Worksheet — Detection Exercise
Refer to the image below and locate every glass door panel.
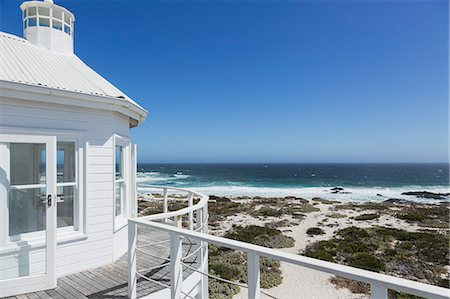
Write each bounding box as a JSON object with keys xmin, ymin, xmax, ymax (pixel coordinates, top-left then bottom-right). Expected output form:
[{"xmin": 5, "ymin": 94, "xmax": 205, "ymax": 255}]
[{"xmin": 0, "ymin": 135, "xmax": 56, "ymax": 297}]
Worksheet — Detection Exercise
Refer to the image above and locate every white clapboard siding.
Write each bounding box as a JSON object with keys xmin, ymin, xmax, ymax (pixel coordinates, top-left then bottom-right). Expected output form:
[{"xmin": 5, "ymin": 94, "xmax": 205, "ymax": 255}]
[{"xmin": 0, "ymin": 97, "xmax": 133, "ymax": 279}]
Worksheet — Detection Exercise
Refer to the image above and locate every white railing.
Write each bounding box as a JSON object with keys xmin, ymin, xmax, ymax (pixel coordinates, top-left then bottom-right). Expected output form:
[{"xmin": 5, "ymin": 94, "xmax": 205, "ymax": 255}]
[
  {"xmin": 128, "ymin": 186, "xmax": 209, "ymax": 299},
  {"xmin": 128, "ymin": 186, "xmax": 449, "ymax": 299}
]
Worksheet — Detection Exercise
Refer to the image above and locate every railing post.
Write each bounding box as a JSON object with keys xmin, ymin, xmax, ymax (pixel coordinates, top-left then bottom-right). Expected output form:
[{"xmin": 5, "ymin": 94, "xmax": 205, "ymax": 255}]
[
  {"xmin": 128, "ymin": 221, "xmax": 137, "ymax": 299},
  {"xmin": 170, "ymin": 231, "xmax": 183, "ymax": 299},
  {"xmin": 188, "ymin": 192, "xmax": 193, "ymax": 230},
  {"xmin": 371, "ymin": 283, "xmax": 388, "ymax": 299},
  {"xmin": 196, "ymin": 208, "xmax": 208, "ymax": 298},
  {"xmin": 163, "ymin": 188, "xmax": 168, "ymax": 222},
  {"xmin": 247, "ymin": 251, "xmax": 260, "ymax": 299}
]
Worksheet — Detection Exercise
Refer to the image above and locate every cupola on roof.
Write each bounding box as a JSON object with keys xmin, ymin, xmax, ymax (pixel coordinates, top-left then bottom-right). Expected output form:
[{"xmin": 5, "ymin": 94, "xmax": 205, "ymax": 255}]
[
  {"xmin": 0, "ymin": 1, "xmax": 148, "ymax": 127},
  {"xmin": 20, "ymin": 0, "xmax": 75, "ymax": 54}
]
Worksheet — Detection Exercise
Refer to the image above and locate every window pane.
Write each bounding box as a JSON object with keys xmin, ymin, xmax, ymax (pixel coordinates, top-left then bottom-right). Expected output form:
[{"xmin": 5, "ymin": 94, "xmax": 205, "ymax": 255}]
[
  {"xmin": 38, "ymin": 7, "xmax": 49, "ymax": 16},
  {"xmin": 115, "ymin": 145, "xmax": 123, "ymax": 179},
  {"xmin": 57, "ymin": 142, "xmax": 75, "ymax": 183},
  {"xmin": 10, "ymin": 143, "xmax": 46, "ymax": 185},
  {"xmin": 64, "ymin": 24, "xmax": 70, "ymax": 35},
  {"xmin": 24, "ymin": 20, "xmax": 27, "ymax": 29},
  {"xmin": 9, "ymin": 188, "xmax": 46, "ymax": 235},
  {"xmin": 52, "ymin": 20, "xmax": 62, "ymax": 30},
  {"xmin": 64, "ymin": 14, "xmax": 70, "ymax": 24},
  {"xmin": 39, "ymin": 17, "xmax": 50, "ymax": 27},
  {"xmin": 115, "ymin": 182, "xmax": 122, "ymax": 217},
  {"xmin": 57, "ymin": 186, "xmax": 74, "ymax": 228},
  {"xmin": 24, "ymin": 9, "xmax": 27, "ymax": 17},
  {"xmin": 53, "ymin": 9, "xmax": 62, "ymax": 19},
  {"xmin": 29, "ymin": 17, "xmax": 37, "ymax": 27},
  {"xmin": 28, "ymin": 7, "xmax": 36, "ymax": 16}
]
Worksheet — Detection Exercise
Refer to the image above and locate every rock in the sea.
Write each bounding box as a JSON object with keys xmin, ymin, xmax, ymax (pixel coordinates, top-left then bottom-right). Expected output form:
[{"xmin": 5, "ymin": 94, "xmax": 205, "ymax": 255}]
[
  {"xmin": 384, "ymin": 198, "xmax": 412, "ymax": 204},
  {"xmin": 401, "ymin": 191, "xmax": 450, "ymax": 200},
  {"xmin": 330, "ymin": 187, "xmax": 351, "ymax": 194}
]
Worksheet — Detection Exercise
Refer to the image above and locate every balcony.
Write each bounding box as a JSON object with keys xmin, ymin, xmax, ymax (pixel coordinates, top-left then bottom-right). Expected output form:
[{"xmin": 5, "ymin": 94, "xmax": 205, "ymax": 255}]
[{"xmin": 128, "ymin": 186, "xmax": 449, "ymax": 299}]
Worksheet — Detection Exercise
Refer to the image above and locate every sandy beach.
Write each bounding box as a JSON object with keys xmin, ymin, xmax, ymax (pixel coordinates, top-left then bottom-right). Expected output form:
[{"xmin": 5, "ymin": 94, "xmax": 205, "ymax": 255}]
[{"xmin": 138, "ymin": 192, "xmax": 449, "ymax": 299}]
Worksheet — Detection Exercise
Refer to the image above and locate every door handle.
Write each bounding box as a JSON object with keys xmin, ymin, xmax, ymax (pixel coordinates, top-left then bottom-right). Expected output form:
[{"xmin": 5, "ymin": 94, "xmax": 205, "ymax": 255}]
[{"xmin": 47, "ymin": 194, "xmax": 52, "ymax": 207}]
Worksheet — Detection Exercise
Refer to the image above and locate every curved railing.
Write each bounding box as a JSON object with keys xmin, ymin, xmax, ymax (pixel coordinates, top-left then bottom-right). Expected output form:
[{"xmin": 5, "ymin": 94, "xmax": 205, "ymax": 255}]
[
  {"xmin": 128, "ymin": 186, "xmax": 449, "ymax": 299},
  {"xmin": 128, "ymin": 185, "xmax": 209, "ymax": 299}
]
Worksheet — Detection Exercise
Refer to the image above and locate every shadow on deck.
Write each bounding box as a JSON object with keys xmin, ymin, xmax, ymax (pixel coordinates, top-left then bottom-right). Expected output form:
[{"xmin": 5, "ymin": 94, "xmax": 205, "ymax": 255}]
[{"xmin": 12, "ymin": 226, "xmax": 198, "ymax": 299}]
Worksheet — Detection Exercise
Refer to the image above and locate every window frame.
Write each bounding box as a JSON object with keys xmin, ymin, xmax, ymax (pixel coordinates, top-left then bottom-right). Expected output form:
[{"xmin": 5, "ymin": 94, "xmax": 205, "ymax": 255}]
[
  {"xmin": 0, "ymin": 128, "xmax": 86, "ymax": 251},
  {"xmin": 23, "ymin": 5, "xmax": 73, "ymax": 36},
  {"xmin": 113, "ymin": 134, "xmax": 130, "ymax": 231}
]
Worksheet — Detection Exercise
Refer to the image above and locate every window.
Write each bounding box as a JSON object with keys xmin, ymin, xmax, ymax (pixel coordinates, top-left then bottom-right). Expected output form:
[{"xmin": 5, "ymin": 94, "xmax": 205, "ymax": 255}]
[
  {"xmin": 38, "ymin": 7, "xmax": 49, "ymax": 16},
  {"xmin": 64, "ymin": 24, "xmax": 70, "ymax": 35},
  {"xmin": 56, "ymin": 142, "xmax": 76, "ymax": 228},
  {"xmin": 53, "ymin": 9, "xmax": 62, "ymax": 19},
  {"xmin": 115, "ymin": 145, "xmax": 125, "ymax": 218},
  {"xmin": 39, "ymin": 17, "xmax": 50, "ymax": 27},
  {"xmin": 28, "ymin": 7, "xmax": 36, "ymax": 16},
  {"xmin": 53, "ymin": 20, "xmax": 62, "ymax": 31},
  {"xmin": 29, "ymin": 17, "xmax": 37, "ymax": 27},
  {"xmin": 9, "ymin": 143, "xmax": 46, "ymax": 236}
]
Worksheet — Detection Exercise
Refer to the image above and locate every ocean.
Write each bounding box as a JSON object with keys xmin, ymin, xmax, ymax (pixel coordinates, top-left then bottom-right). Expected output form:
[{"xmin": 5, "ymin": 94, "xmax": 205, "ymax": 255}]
[{"xmin": 137, "ymin": 163, "xmax": 449, "ymax": 202}]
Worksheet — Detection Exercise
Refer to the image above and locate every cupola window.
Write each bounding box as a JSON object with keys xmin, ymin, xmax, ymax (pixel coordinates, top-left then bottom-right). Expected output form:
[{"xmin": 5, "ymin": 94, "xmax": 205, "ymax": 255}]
[
  {"xmin": 28, "ymin": 17, "xmax": 37, "ymax": 27},
  {"xmin": 38, "ymin": 7, "xmax": 49, "ymax": 16},
  {"xmin": 53, "ymin": 20, "xmax": 62, "ymax": 30},
  {"xmin": 23, "ymin": 5, "xmax": 72, "ymax": 35},
  {"xmin": 39, "ymin": 17, "xmax": 50, "ymax": 27}
]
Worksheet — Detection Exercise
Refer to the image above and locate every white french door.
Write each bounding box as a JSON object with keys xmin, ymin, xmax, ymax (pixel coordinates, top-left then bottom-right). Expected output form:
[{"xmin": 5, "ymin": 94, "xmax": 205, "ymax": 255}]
[{"xmin": 0, "ymin": 134, "xmax": 57, "ymax": 297}]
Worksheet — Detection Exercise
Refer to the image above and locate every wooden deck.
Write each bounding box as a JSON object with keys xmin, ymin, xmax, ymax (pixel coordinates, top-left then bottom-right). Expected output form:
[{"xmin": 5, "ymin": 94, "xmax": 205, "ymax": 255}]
[{"xmin": 10, "ymin": 226, "xmax": 199, "ymax": 299}]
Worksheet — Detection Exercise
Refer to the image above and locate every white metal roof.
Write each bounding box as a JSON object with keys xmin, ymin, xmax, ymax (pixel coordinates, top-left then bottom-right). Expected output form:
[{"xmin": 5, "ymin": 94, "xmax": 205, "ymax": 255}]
[{"xmin": 0, "ymin": 32, "xmax": 147, "ymax": 123}]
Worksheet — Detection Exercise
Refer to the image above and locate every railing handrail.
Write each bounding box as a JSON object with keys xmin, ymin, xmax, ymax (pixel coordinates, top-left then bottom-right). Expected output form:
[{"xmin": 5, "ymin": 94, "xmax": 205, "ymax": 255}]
[
  {"xmin": 129, "ymin": 217, "xmax": 449, "ymax": 299},
  {"xmin": 138, "ymin": 185, "xmax": 208, "ymax": 221}
]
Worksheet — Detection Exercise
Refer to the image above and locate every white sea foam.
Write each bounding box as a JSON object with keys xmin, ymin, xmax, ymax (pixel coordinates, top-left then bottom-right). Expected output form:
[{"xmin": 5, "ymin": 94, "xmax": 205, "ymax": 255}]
[
  {"xmin": 136, "ymin": 171, "xmax": 449, "ymax": 203},
  {"xmin": 138, "ymin": 183, "xmax": 449, "ymax": 203},
  {"xmin": 136, "ymin": 171, "xmax": 190, "ymax": 183}
]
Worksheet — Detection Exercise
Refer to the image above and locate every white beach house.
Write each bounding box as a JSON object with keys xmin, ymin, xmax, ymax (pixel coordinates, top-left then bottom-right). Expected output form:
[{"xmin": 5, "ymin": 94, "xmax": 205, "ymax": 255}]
[
  {"xmin": 1, "ymin": 1, "xmax": 449, "ymax": 299},
  {"xmin": 0, "ymin": 0, "xmax": 147, "ymax": 296}
]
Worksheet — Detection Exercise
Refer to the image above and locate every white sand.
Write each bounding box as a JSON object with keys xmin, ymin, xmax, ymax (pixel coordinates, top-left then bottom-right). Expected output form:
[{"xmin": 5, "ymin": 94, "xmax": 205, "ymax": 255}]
[{"xmin": 211, "ymin": 201, "xmax": 425, "ymax": 299}]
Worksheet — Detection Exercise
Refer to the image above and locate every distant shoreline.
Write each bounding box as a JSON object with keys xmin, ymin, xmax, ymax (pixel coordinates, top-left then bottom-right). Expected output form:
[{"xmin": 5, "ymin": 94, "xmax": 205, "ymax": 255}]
[{"xmin": 138, "ymin": 185, "xmax": 450, "ymax": 203}]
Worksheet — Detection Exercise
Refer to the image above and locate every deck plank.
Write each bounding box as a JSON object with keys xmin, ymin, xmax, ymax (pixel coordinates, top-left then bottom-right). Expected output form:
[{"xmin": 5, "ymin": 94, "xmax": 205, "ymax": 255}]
[{"xmin": 8, "ymin": 228, "xmax": 199, "ymax": 298}]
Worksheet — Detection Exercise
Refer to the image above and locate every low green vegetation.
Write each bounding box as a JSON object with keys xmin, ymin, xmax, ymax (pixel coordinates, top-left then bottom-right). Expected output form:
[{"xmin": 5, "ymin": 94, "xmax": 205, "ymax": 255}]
[
  {"xmin": 209, "ymin": 225, "xmax": 295, "ymax": 298},
  {"xmin": 224, "ymin": 225, "xmax": 295, "ymax": 248},
  {"xmin": 303, "ymin": 226, "xmax": 449, "ymax": 290},
  {"xmin": 327, "ymin": 213, "xmax": 347, "ymax": 219},
  {"xmin": 354, "ymin": 213, "xmax": 380, "ymax": 221},
  {"xmin": 251, "ymin": 207, "xmax": 283, "ymax": 217},
  {"xmin": 395, "ymin": 205, "xmax": 449, "ymax": 228},
  {"xmin": 306, "ymin": 227, "xmax": 325, "ymax": 236},
  {"xmin": 312, "ymin": 197, "xmax": 340, "ymax": 204}
]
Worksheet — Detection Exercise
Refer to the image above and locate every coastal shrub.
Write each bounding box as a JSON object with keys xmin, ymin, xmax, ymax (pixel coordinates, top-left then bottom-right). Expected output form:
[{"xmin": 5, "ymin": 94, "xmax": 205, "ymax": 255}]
[
  {"xmin": 251, "ymin": 207, "xmax": 283, "ymax": 217},
  {"xmin": 224, "ymin": 225, "xmax": 295, "ymax": 248},
  {"xmin": 327, "ymin": 213, "xmax": 347, "ymax": 219},
  {"xmin": 395, "ymin": 205, "xmax": 449, "ymax": 228},
  {"xmin": 265, "ymin": 220, "xmax": 294, "ymax": 228},
  {"xmin": 330, "ymin": 277, "xmax": 370, "ymax": 294},
  {"xmin": 208, "ymin": 279, "xmax": 240, "ymax": 299},
  {"xmin": 303, "ymin": 226, "xmax": 450, "ymax": 292},
  {"xmin": 354, "ymin": 213, "xmax": 380, "ymax": 221},
  {"xmin": 208, "ymin": 244, "xmax": 284, "ymax": 298},
  {"xmin": 347, "ymin": 253, "xmax": 386, "ymax": 272},
  {"xmin": 306, "ymin": 227, "xmax": 325, "ymax": 236},
  {"xmin": 312, "ymin": 197, "xmax": 340, "ymax": 204},
  {"xmin": 286, "ymin": 203, "xmax": 320, "ymax": 214},
  {"xmin": 304, "ymin": 240, "xmax": 337, "ymax": 262}
]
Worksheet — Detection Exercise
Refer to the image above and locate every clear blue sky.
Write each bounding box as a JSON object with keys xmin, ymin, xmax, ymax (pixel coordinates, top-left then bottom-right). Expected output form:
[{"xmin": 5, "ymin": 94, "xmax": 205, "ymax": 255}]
[{"xmin": 1, "ymin": 0, "xmax": 448, "ymax": 163}]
